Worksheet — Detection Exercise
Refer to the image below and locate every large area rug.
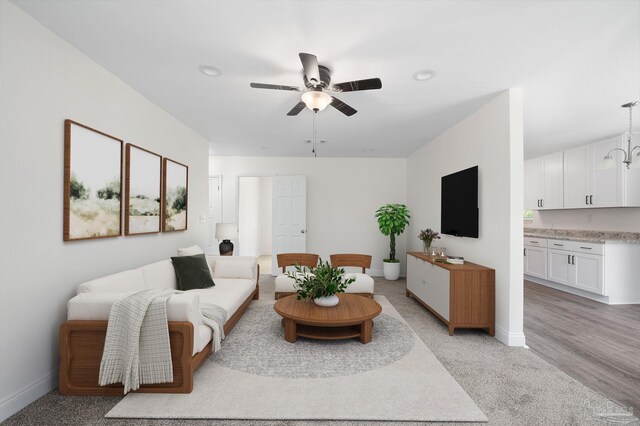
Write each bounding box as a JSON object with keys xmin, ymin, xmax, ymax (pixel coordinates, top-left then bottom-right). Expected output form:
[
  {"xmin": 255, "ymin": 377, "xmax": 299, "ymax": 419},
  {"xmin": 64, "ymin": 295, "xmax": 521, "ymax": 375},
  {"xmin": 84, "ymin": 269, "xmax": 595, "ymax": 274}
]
[{"xmin": 106, "ymin": 295, "xmax": 487, "ymax": 422}]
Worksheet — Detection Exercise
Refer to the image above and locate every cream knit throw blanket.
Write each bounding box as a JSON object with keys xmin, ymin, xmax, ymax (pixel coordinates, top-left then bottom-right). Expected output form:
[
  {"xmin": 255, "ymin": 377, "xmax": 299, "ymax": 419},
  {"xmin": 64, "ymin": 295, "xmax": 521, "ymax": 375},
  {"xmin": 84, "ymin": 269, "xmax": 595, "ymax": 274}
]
[{"xmin": 99, "ymin": 289, "xmax": 227, "ymax": 394}]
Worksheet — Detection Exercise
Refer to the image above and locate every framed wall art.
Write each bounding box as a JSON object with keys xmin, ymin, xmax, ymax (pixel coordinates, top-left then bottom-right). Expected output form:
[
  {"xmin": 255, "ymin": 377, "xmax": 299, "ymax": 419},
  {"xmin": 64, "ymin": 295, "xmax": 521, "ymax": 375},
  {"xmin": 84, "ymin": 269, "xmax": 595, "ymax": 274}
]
[
  {"xmin": 125, "ymin": 144, "xmax": 162, "ymax": 235},
  {"xmin": 64, "ymin": 120, "xmax": 123, "ymax": 241},
  {"xmin": 162, "ymin": 158, "xmax": 188, "ymax": 232}
]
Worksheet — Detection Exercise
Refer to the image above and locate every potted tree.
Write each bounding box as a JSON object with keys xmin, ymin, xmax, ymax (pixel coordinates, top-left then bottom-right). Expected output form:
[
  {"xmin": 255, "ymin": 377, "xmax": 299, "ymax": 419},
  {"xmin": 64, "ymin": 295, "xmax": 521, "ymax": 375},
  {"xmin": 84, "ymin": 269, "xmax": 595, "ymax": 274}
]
[
  {"xmin": 287, "ymin": 259, "xmax": 355, "ymax": 307},
  {"xmin": 375, "ymin": 204, "xmax": 410, "ymax": 280}
]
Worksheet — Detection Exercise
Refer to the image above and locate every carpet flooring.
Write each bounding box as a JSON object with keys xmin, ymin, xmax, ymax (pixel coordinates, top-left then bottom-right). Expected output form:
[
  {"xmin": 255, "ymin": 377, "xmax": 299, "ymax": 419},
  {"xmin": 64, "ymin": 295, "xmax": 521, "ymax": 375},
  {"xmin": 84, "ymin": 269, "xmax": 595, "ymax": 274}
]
[
  {"xmin": 4, "ymin": 276, "xmax": 638, "ymax": 425},
  {"xmin": 106, "ymin": 296, "xmax": 486, "ymax": 422}
]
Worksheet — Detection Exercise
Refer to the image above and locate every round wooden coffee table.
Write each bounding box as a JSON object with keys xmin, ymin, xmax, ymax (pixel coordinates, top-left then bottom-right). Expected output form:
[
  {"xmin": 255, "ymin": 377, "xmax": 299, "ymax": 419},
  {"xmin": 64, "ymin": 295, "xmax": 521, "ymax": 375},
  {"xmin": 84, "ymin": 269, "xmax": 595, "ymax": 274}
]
[{"xmin": 273, "ymin": 294, "xmax": 382, "ymax": 344}]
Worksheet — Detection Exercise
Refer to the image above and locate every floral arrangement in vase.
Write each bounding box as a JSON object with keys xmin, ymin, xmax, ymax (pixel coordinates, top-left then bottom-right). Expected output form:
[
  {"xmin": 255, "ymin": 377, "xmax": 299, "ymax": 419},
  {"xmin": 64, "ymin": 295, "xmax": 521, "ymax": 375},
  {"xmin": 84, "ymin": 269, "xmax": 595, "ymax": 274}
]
[{"xmin": 418, "ymin": 228, "xmax": 440, "ymax": 253}]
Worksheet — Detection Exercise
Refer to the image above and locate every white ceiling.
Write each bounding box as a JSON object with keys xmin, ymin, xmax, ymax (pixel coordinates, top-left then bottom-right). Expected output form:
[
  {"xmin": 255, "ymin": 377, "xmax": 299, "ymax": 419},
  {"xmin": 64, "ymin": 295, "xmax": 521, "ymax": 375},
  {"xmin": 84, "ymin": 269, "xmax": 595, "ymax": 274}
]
[{"xmin": 13, "ymin": 0, "xmax": 640, "ymax": 159}]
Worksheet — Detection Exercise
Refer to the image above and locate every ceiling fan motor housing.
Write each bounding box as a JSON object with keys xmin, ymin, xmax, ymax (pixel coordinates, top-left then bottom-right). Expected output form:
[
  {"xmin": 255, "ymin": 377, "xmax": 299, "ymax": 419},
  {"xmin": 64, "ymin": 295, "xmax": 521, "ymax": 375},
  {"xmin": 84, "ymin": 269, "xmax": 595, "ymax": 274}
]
[{"xmin": 304, "ymin": 65, "xmax": 331, "ymax": 89}]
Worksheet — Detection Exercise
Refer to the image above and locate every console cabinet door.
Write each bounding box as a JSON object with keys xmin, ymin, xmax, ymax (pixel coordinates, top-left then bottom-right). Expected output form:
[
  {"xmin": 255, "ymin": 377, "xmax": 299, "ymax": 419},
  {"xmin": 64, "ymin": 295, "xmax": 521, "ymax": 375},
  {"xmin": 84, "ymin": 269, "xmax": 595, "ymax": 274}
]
[
  {"xmin": 573, "ymin": 253, "xmax": 604, "ymax": 295},
  {"xmin": 548, "ymin": 249, "xmax": 572, "ymax": 286},
  {"xmin": 406, "ymin": 254, "xmax": 421, "ymax": 294},
  {"xmin": 524, "ymin": 246, "xmax": 547, "ymax": 279},
  {"xmin": 429, "ymin": 266, "xmax": 450, "ymax": 321}
]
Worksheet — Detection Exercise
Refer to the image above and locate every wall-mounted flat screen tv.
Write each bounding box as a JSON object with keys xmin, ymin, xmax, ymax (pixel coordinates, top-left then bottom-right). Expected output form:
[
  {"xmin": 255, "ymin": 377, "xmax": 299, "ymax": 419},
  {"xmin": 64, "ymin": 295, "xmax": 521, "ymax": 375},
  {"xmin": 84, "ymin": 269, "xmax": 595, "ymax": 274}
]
[{"xmin": 441, "ymin": 166, "xmax": 479, "ymax": 238}]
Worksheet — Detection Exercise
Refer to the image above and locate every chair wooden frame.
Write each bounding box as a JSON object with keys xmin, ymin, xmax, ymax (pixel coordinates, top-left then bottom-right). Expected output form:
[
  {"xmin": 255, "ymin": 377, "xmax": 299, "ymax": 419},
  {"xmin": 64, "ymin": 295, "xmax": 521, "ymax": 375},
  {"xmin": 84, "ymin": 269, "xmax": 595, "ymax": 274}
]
[
  {"xmin": 59, "ymin": 267, "xmax": 260, "ymax": 395},
  {"xmin": 329, "ymin": 254, "xmax": 372, "ymax": 273},
  {"xmin": 274, "ymin": 253, "xmax": 319, "ymax": 299}
]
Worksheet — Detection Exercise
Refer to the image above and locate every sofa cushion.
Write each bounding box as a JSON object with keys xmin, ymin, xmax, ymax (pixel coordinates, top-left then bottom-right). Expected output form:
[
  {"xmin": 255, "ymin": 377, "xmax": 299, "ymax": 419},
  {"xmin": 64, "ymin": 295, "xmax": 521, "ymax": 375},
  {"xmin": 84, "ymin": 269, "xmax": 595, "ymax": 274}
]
[
  {"xmin": 212, "ymin": 259, "xmax": 255, "ymax": 279},
  {"xmin": 138, "ymin": 259, "xmax": 178, "ymax": 290},
  {"xmin": 171, "ymin": 254, "xmax": 215, "ymax": 291},
  {"xmin": 177, "ymin": 245, "xmax": 204, "ymax": 256},
  {"xmin": 188, "ymin": 278, "xmax": 255, "ymax": 320},
  {"xmin": 76, "ymin": 269, "xmax": 146, "ymax": 294},
  {"xmin": 344, "ymin": 272, "xmax": 375, "ymax": 294}
]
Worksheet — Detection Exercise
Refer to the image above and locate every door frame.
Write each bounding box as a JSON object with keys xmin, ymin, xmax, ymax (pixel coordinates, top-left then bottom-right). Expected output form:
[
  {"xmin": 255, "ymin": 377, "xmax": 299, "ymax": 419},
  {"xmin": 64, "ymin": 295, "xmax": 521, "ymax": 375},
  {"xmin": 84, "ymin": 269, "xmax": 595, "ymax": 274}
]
[{"xmin": 236, "ymin": 174, "xmax": 274, "ymax": 258}]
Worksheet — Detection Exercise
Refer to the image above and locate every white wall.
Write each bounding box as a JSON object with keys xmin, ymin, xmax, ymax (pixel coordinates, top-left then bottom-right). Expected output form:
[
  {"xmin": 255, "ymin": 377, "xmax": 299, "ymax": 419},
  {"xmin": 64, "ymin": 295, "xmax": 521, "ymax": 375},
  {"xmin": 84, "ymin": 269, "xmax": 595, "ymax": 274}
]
[
  {"xmin": 209, "ymin": 157, "xmax": 407, "ymax": 276},
  {"xmin": 526, "ymin": 208, "xmax": 640, "ymax": 232},
  {"xmin": 406, "ymin": 89, "xmax": 525, "ymax": 347},
  {"xmin": 0, "ymin": 3, "xmax": 209, "ymax": 421},
  {"xmin": 238, "ymin": 176, "xmax": 272, "ymax": 257}
]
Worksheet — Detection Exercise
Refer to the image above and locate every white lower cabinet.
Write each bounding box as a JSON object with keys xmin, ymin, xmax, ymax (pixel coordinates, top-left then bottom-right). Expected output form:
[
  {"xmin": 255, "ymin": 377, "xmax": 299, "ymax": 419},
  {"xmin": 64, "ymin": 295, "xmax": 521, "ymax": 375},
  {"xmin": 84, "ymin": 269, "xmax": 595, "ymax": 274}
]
[
  {"xmin": 573, "ymin": 253, "xmax": 603, "ymax": 294},
  {"xmin": 408, "ymin": 257, "xmax": 450, "ymax": 321},
  {"xmin": 524, "ymin": 246, "xmax": 547, "ymax": 279},
  {"xmin": 525, "ymin": 238, "xmax": 605, "ymax": 296},
  {"xmin": 548, "ymin": 248, "xmax": 573, "ymax": 286}
]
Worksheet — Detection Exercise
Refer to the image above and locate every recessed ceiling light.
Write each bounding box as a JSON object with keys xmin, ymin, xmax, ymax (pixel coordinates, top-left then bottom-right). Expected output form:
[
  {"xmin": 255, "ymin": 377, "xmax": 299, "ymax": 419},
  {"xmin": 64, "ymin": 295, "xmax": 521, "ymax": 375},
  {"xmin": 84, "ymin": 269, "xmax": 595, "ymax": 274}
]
[
  {"xmin": 363, "ymin": 148, "xmax": 374, "ymax": 153},
  {"xmin": 413, "ymin": 70, "xmax": 436, "ymax": 81},
  {"xmin": 260, "ymin": 146, "xmax": 270, "ymax": 149},
  {"xmin": 199, "ymin": 65, "xmax": 222, "ymax": 77}
]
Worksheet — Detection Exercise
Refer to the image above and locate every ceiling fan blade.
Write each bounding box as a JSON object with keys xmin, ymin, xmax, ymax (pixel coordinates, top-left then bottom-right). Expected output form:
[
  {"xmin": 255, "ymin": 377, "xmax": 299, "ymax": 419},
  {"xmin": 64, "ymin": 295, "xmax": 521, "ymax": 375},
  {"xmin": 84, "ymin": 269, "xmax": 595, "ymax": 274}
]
[
  {"xmin": 332, "ymin": 78, "xmax": 382, "ymax": 92},
  {"xmin": 287, "ymin": 101, "xmax": 306, "ymax": 116},
  {"xmin": 299, "ymin": 53, "xmax": 320, "ymax": 86},
  {"xmin": 250, "ymin": 82, "xmax": 300, "ymax": 91},
  {"xmin": 330, "ymin": 96, "xmax": 357, "ymax": 116}
]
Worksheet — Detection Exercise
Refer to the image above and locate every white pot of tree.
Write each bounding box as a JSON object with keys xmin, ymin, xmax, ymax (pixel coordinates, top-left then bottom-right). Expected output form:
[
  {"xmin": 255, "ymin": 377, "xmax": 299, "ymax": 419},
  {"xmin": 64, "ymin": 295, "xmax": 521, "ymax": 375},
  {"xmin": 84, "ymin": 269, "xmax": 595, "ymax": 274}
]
[
  {"xmin": 383, "ymin": 260, "xmax": 401, "ymax": 280},
  {"xmin": 375, "ymin": 204, "xmax": 410, "ymax": 282}
]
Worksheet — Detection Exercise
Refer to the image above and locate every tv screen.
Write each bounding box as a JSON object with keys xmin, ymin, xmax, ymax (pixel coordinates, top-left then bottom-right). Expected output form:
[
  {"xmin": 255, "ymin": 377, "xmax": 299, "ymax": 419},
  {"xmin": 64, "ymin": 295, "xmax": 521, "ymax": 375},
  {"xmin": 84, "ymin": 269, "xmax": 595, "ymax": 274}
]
[{"xmin": 441, "ymin": 166, "xmax": 479, "ymax": 238}]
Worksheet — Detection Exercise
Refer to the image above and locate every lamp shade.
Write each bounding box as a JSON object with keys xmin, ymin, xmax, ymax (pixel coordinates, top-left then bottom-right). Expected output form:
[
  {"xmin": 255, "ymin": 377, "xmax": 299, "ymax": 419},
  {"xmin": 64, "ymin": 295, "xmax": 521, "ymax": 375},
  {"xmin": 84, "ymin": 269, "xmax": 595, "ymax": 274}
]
[
  {"xmin": 631, "ymin": 152, "xmax": 640, "ymax": 169},
  {"xmin": 597, "ymin": 155, "xmax": 617, "ymax": 170},
  {"xmin": 215, "ymin": 223, "xmax": 238, "ymax": 240}
]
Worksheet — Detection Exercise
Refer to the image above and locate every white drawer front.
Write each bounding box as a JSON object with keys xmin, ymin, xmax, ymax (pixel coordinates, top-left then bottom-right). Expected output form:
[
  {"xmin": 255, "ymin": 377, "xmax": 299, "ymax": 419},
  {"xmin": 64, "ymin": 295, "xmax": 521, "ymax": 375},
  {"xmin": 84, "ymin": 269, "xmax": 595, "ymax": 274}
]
[
  {"xmin": 524, "ymin": 237, "xmax": 547, "ymax": 247},
  {"xmin": 570, "ymin": 241, "xmax": 604, "ymax": 255},
  {"xmin": 547, "ymin": 240, "xmax": 572, "ymax": 250}
]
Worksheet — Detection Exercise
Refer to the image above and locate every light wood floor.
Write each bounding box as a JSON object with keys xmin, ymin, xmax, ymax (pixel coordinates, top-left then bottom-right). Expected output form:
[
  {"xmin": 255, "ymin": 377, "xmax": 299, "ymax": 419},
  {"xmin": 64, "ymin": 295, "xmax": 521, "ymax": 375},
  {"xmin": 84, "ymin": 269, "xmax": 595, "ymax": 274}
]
[{"xmin": 524, "ymin": 280, "xmax": 640, "ymax": 415}]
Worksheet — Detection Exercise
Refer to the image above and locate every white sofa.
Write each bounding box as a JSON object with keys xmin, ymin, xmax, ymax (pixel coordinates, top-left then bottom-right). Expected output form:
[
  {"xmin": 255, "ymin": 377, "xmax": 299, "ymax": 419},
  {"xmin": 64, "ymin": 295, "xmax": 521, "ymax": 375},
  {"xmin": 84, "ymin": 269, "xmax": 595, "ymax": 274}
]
[{"xmin": 60, "ymin": 254, "xmax": 259, "ymax": 395}]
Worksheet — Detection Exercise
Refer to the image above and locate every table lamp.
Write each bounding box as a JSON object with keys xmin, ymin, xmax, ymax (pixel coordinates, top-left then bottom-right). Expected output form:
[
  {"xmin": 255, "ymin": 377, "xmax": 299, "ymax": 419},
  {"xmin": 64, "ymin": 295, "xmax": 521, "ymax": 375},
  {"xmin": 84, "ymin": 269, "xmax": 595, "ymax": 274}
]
[{"xmin": 215, "ymin": 223, "xmax": 238, "ymax": 256}]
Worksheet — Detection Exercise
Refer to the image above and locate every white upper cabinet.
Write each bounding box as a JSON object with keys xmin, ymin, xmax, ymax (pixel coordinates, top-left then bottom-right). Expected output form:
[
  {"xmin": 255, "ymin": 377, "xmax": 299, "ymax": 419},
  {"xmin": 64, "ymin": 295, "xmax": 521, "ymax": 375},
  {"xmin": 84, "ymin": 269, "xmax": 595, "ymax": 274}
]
[
  {"xmin": 563, "ymin": 136, "xmax": 624, "ymax": 209},
  {"xmin": 524, "ymin": 152, "xmax": 564, "ymax": 210}
]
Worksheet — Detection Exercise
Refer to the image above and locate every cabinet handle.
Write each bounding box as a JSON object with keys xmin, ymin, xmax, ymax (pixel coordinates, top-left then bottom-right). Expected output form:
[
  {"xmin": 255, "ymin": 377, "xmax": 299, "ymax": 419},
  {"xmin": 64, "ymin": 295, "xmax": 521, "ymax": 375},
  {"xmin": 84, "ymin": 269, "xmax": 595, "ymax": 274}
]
[
  {"xmin": 524, "ymin": 248, "xmax": 527, "ymax": 256},
  {"xmin": 537, "ymin": 200, "xmax": 540, "ymax": 207},
  {"xmin": 553, "ymin": 243, "xmax": 563, "ymax": 246},
  {"xmin": 586, "ymin": 195, "xmax": 589, "ymax": 205},
  {"xmin": 530, "ymin": 241, "xmax": 538, "ymax": 244},
  {"xmin": 579, "ymin": 246, "xmax": 592, "ymax": 250},
  {"xmin": 572, "ymin": 255, "xmax": 576, "ymax": 265},
  {"xmin": 590, "ymin": 195, "xmax": 593, "ymax": 205},
  {"xmin": 567, "ymin": 255, "xmax": 571, "ymax": 264},
  {"xmin": 541, "ymin": 199, "xmax": 544, "ymax": 208}
]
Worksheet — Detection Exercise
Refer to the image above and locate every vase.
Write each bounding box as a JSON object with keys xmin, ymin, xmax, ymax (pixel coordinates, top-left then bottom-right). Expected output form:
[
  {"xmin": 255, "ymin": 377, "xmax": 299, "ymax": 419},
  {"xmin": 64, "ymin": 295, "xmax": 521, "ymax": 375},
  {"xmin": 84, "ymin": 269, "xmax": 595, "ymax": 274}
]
[
  {"xmin": 383, "ymin": 261, "xmax": 401, "ymax": 280},
  {"xmin": 313, "ymin": 294, "xmax": 339, "ymax": 307},
  {"xmin": 423, "ymin": 240, "xmax": 431, "ymax": 254}
]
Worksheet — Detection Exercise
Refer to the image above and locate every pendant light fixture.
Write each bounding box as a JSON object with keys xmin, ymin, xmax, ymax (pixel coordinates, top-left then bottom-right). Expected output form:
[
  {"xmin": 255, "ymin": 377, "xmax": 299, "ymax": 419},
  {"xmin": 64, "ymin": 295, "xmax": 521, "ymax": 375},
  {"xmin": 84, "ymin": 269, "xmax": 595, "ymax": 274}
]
[{"xmin": 601, "ymin": 101, "xmax": 640, "ymax": 169}]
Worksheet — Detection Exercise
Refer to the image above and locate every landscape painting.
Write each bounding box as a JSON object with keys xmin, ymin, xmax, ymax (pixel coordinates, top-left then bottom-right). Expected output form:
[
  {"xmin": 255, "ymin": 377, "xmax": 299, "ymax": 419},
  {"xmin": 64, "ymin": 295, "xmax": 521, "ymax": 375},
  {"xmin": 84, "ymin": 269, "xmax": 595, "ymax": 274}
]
[
  {"xmin": 162, "ymin": 158, "xmax": 188, "ymax": 232},
  {"xmin": 125, "ymin": 144, "xmax": 161, "ymax": 235},
  {"xmin": 64, "ymin": 120, "xmax": 123, "ymax": 241}
]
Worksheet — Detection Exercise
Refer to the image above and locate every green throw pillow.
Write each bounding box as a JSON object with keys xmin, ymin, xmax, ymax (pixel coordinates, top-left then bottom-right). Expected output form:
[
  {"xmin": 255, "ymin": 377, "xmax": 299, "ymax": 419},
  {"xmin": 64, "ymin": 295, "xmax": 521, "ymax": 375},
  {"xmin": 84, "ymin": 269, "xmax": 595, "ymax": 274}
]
[{"xmin": 170, "ymin": 253, "xmax": 215, "ymax": 291}]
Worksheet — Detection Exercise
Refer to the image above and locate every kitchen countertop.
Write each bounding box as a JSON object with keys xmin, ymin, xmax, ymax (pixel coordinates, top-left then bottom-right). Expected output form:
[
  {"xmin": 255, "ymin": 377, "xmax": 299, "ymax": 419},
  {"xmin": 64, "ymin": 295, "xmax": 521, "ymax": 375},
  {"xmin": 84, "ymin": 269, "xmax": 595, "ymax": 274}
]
[{"xmin": 524, "ymin": 227, "xmax": 640, "ymax": 244}]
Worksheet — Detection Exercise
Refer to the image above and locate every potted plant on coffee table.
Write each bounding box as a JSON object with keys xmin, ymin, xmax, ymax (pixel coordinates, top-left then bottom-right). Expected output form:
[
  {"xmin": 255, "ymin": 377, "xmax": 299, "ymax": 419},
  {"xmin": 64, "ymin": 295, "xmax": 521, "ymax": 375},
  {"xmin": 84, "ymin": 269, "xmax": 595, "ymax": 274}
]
[
  {"xmin": 287, "ymin": 259, "xmax": 355, "ymax": 307},
  {"xmin": 375, "ymin": 203, "xmax": 410, "ymax": 280}
]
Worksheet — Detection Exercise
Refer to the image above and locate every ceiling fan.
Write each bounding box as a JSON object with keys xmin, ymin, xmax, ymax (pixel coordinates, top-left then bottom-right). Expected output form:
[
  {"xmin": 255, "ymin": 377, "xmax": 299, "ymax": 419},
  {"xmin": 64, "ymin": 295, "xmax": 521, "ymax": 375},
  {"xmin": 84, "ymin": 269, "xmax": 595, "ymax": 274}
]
[{"xmin": 250, "ymin": 52, "xmax": 382, "ymax": 117}]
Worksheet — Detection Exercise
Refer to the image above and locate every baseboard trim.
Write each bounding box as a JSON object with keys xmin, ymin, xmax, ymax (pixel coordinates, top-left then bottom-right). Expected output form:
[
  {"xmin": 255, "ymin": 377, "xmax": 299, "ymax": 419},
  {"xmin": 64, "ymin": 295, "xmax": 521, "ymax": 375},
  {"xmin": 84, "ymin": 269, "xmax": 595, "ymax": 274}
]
[
  {"xmin": 494, "ymin": 326, "xmax": 526, "ymax": 347},
  {"xmin": 524, "ymin": 275, "xmax": 615, "ymax": 304},
  {"xmin": 0, "ymin": 372, "xmax": 57, "ymax": 422}
]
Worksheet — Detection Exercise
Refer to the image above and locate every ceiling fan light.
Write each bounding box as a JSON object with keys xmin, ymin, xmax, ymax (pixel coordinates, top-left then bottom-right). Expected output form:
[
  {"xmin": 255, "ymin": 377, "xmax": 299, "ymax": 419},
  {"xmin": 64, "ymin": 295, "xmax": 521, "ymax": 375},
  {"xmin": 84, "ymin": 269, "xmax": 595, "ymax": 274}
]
[
  {"xmin": 630, "ymin": 150, "xmax": 640, "ymax": 169},
  {"xmin": 301, "ymin": 91, "xmax": 332, "ymax": 112}
]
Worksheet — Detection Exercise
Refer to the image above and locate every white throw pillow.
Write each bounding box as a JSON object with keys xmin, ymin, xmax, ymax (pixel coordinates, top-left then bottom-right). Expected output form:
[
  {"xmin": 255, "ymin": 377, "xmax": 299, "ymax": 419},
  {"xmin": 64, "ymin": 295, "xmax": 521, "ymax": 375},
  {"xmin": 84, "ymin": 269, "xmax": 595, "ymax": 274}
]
[
  {"xmin": 177, "ymin": 245, "xmax": 204, "ymax": 256},
  {"xmin": 213, "ymin": 259, "xmax": 255, "ymax": 279}
]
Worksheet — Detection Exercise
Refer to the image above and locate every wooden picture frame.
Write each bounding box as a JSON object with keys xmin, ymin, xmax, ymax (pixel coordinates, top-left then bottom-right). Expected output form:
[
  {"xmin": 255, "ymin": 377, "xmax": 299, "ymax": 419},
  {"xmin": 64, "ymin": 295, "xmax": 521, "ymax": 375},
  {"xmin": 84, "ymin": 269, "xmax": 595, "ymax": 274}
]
[
  {"xmin": 64, "ymin": 120, "xmax": 123, "ymax": 241},
  {"xmin": 162, "ymin": 158, "xmax": 188, "ymax": 232},
  {"xmin": 125, "ymin": 144, "xmax": 162, "ymax": 236}
]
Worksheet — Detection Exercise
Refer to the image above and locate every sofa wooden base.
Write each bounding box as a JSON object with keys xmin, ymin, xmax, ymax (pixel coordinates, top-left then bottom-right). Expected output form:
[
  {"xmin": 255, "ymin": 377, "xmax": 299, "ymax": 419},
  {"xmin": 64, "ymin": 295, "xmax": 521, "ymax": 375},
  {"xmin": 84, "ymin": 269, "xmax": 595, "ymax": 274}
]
[
  {"xmin": 59, "ymin": 284, "xmax": 259, "ymax": 396},
  {"xmin": 275, "ymin": 291, "xmax": 373, "ymax": 300}
]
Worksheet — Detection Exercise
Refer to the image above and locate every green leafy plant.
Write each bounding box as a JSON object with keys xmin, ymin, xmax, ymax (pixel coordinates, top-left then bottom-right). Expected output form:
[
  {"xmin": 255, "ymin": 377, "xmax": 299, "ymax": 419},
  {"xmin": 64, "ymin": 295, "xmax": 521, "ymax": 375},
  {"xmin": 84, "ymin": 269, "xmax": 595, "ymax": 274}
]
[
  {"xmin": 287, "ymin": 259, "xmax": 355, "ymax": 300},
  {"xmin": 375, "ymin": 203, "xmax": 410, "ymax": 263}
]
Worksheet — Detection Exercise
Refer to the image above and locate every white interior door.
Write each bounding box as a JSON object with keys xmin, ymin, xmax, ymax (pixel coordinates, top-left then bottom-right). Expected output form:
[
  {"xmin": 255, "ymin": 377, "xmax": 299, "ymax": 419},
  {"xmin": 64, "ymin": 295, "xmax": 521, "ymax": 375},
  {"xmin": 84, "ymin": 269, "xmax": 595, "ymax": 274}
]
[
  {"xmin": 272, "ymin": 175, "xmax": 307, "ymax": 275},
  {"xmin": 207, "ymin": 177, "xmax": 221, "ymax": 253}
]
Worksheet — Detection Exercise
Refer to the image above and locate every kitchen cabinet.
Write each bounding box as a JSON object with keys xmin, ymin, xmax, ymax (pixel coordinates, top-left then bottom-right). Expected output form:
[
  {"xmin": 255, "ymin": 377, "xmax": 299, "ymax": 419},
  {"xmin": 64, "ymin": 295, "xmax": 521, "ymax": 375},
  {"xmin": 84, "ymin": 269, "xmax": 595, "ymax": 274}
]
[
  {"xmin": 563, "ymin": 136, "xmax": 624, "ymax": 208},
  {"xmin": 524, "ymin": 152, "xmax": 564, "ymax": 210}
]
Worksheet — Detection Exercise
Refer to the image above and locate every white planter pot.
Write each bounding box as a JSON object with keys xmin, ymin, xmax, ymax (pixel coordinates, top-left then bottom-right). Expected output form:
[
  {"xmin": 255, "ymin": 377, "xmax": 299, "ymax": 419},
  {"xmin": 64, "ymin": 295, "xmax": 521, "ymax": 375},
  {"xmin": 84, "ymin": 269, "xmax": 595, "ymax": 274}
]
[
  {"xmin": 313, "ymin": 294, "xmax": 339, "ymax": 307},
  {"xmin": 383, "ymin": 261, "xmax": 401, "ymax": 280}
]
